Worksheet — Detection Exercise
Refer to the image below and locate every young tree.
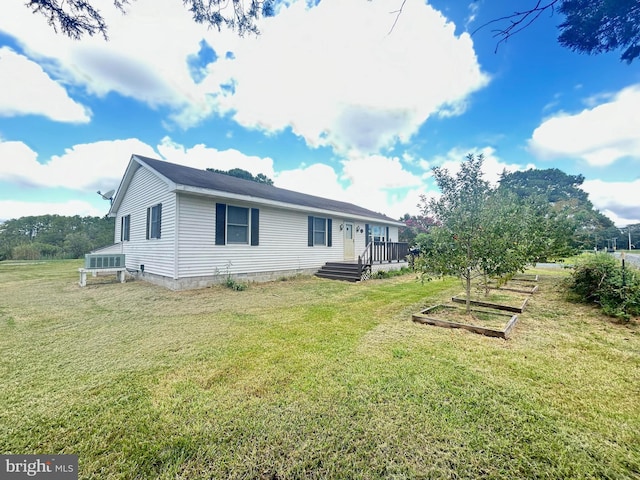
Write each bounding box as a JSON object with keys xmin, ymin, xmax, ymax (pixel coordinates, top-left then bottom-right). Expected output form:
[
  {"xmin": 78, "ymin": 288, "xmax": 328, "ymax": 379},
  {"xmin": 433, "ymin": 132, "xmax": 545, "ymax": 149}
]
[
  {"xmin": 416, "ymin": 154, "xmax": 492, "ymax": 313},
  {"xmin": 475, "ymin": 189, "xmax": 549, "ymax": 294},
  {"xmin": 417, "ymin": 154, "xmax": 545, "ymax": 312}
]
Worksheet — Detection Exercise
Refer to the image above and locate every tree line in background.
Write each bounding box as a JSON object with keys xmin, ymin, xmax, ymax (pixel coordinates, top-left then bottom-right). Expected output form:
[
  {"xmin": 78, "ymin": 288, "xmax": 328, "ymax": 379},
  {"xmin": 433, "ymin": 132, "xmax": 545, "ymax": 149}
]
[{"xmin": 0, "ymin": 215, "xmax": 114, "ymax": 261}]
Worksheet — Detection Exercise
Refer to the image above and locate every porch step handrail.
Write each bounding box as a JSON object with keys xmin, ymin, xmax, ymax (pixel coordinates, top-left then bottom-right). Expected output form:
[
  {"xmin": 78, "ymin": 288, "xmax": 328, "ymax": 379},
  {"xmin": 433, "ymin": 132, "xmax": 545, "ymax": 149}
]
[{"xmin": 357, "ymin": 241, "xmax": 373, "ymax": 277}]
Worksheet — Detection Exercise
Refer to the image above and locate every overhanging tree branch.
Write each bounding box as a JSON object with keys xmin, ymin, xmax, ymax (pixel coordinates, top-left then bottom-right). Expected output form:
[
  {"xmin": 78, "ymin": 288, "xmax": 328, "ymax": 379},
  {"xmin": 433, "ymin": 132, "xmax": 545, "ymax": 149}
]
[
  {"xmin": 26, "ymin": 0, "xmax": 273, "ymax": 40},
  {"xmin": 387, "ymin": 0, "xmax": 407, "ymax": 35},
  {"xmin": 471, "ymin": 0, "xmax": 561, "ymax": 53}
]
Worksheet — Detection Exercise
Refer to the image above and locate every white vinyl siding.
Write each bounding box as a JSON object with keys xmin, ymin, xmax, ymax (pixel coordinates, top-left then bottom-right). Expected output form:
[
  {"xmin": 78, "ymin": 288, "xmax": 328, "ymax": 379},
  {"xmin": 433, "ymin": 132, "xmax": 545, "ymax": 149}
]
[
  {"xmin": 114, "ymin": 165, "xmax": 176, "ymax": 278},
  {"xmin": 177, "ymin": 195, "xmax": 345, "ymax": 278}
]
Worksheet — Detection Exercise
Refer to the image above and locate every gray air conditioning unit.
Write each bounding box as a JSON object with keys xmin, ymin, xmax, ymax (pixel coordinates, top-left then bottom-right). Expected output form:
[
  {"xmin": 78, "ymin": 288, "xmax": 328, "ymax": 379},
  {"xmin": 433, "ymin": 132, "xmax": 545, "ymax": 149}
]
[{"xmin": 84, "ymin": 254, "xmax": 125, "ymax": 269}]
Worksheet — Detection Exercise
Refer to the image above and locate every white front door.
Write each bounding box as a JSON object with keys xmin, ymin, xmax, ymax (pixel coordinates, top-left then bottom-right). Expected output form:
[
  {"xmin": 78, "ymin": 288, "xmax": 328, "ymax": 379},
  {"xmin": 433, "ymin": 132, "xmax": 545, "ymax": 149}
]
[{"xmin": 344, "ymin": 222, "xmax": 355, "ymax": 260}]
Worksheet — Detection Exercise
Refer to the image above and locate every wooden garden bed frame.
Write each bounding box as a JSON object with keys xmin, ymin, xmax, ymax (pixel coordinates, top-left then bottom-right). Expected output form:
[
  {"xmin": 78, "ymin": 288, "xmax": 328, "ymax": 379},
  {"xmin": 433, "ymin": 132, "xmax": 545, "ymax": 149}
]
[
  {"xmin": 480, "ymin": 284, "xmax": 538, "ymax": 294},
  {"xmin": 489, "ymin": 284, "xmax": 538, "ymax": 294},
  {"xmin": 512, "ymin": 273, "xmax": 539, "ymax": 282},
  {"xmin": 451, "ymin": 294, "xmax": 531, "ymax": 313},
  {"xmin": 412, "ymin": 304, "xmax": 518, "ymax": 339}
]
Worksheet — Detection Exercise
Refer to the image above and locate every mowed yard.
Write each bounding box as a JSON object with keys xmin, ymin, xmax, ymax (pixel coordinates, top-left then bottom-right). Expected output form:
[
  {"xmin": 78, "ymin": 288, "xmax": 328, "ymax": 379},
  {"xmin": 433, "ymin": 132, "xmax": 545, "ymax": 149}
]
[{"xmin": 1, "ymin": 260, "xmax": 638, "ymax": 479}]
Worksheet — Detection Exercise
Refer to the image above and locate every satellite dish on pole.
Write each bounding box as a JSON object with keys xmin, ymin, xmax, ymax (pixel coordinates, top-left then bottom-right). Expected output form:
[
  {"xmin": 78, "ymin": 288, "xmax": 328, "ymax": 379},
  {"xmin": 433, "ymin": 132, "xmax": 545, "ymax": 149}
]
[{"xmin": 97, "ymin": 189, "xmax": 115, "ymax": 205}]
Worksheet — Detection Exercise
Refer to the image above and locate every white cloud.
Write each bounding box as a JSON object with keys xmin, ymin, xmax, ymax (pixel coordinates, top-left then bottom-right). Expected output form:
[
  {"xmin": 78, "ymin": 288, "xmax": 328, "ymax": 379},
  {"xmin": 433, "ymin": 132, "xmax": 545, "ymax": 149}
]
[
  {"xmin": 156, "ymin": 137, "xmax": 276, "ymax": 177},
  {"xmin": 529, "ymin": 84, "xmax": 640, "ymax": 166},
  {"xmin": 340, "ymin": 154, "xmax": 422, "ymax": 190},
  {"xmin": 0, "ymin": 0, "xmax": 214, "ymax": 120},
  {"xmin": 276, "ymin": 163, "xmax": 346, "ymax": 201},
  {"xmin": 0, "ymin": 47, "xmax": 90, "ymax": 122},
  {"xmin": 0, "ymin": 0, "xmax": 488, "ymax": 154},
  {"xmin": 466, "ymin": 1, "xmax": 481, "ymax": 28},
  {"xmin": 275, "ymin": 153, "xmax": 425, "ymax": 219},
  {"xmin": 0, "ymin": 136, "xmax": 278, "ymax": 194},
  {"xmin": 0, "ymin": 138, "xmax": 156, "ymax": 190},
  {"xmin": 208, "ymin": 0, "xmax": 489, "ymax": 154},
  {"xmin": 582, "ymin": 179, "xmax": 640, "ymax": 226}
]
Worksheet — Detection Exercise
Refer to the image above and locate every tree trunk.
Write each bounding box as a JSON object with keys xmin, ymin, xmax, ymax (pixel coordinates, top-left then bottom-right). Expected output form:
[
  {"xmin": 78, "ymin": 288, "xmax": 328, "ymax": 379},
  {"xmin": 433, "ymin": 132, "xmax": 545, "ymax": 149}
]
[{"xmin": 465, "ymin": 270, "xmax": 471, "ymax": 314}]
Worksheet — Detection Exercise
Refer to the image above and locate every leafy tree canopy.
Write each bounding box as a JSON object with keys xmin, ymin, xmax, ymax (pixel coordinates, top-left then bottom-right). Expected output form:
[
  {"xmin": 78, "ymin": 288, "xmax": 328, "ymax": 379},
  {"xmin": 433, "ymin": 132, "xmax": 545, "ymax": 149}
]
[
  {"xmin": 26, "ymin": 0, "xmax": 274, "ymax": 39},
  {"xmin": 558, "ymin": 0, "xmax": 640, "ymax": 63},
  {"xmin": 477, "ymin": 0, "xmax": 640, "ymax": 62},
  {"xmin": 498, "ymin": 168, "xmax": 615, "ymax": 251},
  {"xmin": 206, "ymin": 167, "xmax": 274, "ymax": 185},
  {"xmin": 498, "ymin": 168, "xmax": 587, "ymax": 203},
  {"xmin": 398, "ymin": 213, "xmax": 438, "ymax": 245}
]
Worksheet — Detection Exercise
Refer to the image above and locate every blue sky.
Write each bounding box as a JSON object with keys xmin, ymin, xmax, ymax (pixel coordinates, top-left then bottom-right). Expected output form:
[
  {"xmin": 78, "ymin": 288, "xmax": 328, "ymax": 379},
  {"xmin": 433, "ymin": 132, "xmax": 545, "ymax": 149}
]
[{"xmin": 0, "ymin": 0, "xmax": 639, "ymax": 226}]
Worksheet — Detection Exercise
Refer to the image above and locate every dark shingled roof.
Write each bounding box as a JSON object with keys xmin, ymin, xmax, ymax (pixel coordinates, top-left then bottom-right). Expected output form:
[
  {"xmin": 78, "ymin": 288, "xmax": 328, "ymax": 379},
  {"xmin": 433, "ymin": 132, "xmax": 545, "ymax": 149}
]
[{"xmin": 135, "ymin": 155, "xmax": 399, "ymax": 223}]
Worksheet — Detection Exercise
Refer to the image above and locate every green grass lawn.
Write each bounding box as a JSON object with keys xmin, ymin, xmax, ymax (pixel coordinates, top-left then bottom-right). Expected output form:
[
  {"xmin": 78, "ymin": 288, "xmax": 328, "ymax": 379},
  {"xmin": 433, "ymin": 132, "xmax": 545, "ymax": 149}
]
[{"xmin": 1, "ymin": 260, "xmax": 639, "ymax": 479}]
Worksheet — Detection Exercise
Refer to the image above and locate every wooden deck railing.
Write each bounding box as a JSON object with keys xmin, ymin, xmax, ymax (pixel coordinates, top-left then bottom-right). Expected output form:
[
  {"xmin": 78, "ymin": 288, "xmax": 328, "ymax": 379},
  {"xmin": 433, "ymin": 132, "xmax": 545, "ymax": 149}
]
[{"xmin": 358, "ymin": 241, "xmax": 409, "ymax": 276}]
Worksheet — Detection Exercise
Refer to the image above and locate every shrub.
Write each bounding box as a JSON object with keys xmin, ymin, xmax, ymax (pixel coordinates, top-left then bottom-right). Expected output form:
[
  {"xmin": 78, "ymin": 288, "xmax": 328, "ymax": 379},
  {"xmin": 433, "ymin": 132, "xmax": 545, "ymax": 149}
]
[
  {"xmin": 372, "ymin": 267, "xmax": 412, "ymax": 279},
  {"xmin": 225, "ymin": 276, "xmax": 248, "ymax": 291},
  {"xmin": 566, "ymin": 254, "xmax": 640, "ymax": 321}
]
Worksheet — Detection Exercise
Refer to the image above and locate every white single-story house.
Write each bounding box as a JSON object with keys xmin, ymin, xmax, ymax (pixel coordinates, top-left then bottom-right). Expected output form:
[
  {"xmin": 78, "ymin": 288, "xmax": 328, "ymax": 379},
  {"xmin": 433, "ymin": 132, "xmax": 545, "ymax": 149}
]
[{"xmin": 97, "ymin": 155, "xmax": 408, "ymax": 290}]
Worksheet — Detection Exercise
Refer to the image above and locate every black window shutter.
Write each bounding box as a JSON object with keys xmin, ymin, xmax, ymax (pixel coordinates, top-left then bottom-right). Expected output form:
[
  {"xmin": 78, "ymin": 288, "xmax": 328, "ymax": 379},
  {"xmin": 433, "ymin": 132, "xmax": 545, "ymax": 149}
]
[
  {"xmin": 216, "ymin": 203, "xmax": 226, "ymax": 245},
  {"xmin": 385, "ymin": 226, "xmax": 389, "ymax": 242},
  {"xmin": 157, "ymin": 204, "xmax": 162, "ymax": 239},
  {"xmin": 146, "ymin": 207, "xmax": 150, "ymax": 240},
  {"xmin": 327, "ymin": 219, "xmax": 332, "ymax": 247},
  {"xmin": 365, "ymin": 224, "xmax": 370, "ymax": 244},
  {"xmin": 251, "ymin": 208, "xmax": 259, "ymax": 246},
  {"xmin": 308, "ymin": 216, "xmax": 314, "ymax": 246},
  {"xmin": 120, "ymin": 217, "xmax": 124, "ymax": 242}
]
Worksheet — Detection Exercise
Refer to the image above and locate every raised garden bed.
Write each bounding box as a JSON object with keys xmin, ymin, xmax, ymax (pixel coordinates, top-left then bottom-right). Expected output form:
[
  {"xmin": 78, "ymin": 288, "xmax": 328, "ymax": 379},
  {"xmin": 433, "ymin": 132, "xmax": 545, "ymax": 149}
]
[
  {"xmin": 482, "ymin": 277, "xmax": 539, "ymax": 294},
  {"xmin": 412, "ymin": 304, "xmax": 518, "ymax": 339},
  {"xmin": 479, "ymin": 282, "xmax": 538, "ymax": 295},
  {"xmin": 512, "ymin": 273, "xmax": 538, "ymax": 282},
  {"xmin": 491, "ymin": 283, "xmax": 538, "ymax": 294},
  {"xmin": 452, "ymin": 290, "xmax": 531, "ymax": 313}
]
